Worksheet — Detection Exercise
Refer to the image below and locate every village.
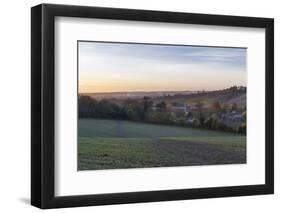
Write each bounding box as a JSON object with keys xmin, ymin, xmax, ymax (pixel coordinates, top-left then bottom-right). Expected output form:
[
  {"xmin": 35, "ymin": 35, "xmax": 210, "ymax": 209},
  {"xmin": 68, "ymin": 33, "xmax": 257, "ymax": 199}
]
[
  {"xmin": 79, "ymin": 86, "xmax": 247, "ymax": 134},
  {"xmin": 150, "ymin": 101, "xmax": 246, "ymax": 133}
]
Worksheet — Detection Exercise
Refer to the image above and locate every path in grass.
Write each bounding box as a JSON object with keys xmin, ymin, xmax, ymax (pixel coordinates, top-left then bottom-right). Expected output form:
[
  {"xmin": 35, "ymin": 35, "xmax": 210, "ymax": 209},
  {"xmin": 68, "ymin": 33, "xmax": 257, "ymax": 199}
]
[{"xmin": 78, "ymin": 119, "xmax": 246, "ymax": 170}]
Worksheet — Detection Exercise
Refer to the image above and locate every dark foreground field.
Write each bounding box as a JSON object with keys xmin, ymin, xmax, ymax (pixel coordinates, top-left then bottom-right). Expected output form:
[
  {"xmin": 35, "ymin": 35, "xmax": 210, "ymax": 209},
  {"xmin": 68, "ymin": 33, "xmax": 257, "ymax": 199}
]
[{"xmin": 78, "ymin": 119, "xmax": 246, "ymax": 170}]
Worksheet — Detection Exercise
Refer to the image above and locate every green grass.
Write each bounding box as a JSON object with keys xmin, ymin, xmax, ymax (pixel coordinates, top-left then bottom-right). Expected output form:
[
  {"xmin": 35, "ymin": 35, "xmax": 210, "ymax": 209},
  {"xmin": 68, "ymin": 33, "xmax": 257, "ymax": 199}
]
[
  {"xmin": 79, "ymin": 137, "xmax": 157, "ymax": 169},
  {"xmin": 79, "ymin": 119, "xmax": 238, "ymax": 138},
  {"xmin": 78, "ymin": 119, "xmax": 246, "ymax": 170},
  {"xmin": 185, "ymin": 97, "xmax": 216, "ymax": 105},
  {"xmin": 155, "ymin": 96, "xmax": 217, "ymax": 106}
]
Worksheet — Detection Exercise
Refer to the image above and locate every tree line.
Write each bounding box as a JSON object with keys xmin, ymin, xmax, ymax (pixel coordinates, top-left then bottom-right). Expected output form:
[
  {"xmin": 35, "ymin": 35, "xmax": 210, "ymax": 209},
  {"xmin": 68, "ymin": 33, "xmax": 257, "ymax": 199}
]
[{"xmin": 79, "ymin": 95, "xmax": 246, "ymax": 134}]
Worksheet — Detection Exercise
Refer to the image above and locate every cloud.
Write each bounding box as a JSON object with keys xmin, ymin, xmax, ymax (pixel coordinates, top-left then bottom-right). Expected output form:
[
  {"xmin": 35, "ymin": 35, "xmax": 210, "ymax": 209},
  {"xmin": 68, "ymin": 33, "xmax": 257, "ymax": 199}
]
[
  {"xmin": 79, "ymin": 41, "xmax": 246, "ymax": 67},
  {"xmin": 78, "ymin": 41, "xmax": 247, "ymax": 92}
]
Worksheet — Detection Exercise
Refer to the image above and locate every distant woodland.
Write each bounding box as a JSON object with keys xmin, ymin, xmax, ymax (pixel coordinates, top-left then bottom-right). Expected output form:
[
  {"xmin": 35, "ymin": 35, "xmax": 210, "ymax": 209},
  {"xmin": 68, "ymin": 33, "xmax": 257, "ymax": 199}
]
[{"xmin": 79, "ymin": 86, "xmax": 246, "ymax": 134}]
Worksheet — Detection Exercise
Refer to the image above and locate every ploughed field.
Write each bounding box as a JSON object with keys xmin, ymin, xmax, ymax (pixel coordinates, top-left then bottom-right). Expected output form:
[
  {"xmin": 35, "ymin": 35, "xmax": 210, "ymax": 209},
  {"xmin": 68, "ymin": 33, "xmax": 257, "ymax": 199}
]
[{"xmin": 78, "ymin": 119, "xmax": 246, "ymax": 170}]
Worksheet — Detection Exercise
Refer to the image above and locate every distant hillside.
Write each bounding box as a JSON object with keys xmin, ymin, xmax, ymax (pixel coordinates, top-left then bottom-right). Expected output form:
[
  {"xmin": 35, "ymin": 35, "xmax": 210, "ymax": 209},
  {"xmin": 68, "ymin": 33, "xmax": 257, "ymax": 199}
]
[
  {"xmin": 81, "ymin": 90, "xmax": 195, "ymax": 100},
  {"xmin": 80, "ymin": 86, "xmax": 246, "ymax": 109},
  {"xmin": 154, "ymin": 86, "xmax": 246, "ymax": 109},
  {"xmin": 219, "ymin": 93, "xmax": 246, "ymax": 108}
]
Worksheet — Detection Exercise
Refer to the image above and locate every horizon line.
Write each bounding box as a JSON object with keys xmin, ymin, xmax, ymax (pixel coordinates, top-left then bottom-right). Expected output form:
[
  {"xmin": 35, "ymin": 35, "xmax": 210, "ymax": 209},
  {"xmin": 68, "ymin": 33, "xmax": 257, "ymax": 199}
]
[{"xmin": 79, "ymin": 86, "xmax": 247, "ymax": 94}]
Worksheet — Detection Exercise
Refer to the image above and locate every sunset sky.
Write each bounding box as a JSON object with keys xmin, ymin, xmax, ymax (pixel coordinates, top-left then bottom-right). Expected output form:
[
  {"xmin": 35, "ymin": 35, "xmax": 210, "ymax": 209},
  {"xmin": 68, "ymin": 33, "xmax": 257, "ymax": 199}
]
[{"xmin": 78, "ymin": 41, "xmax": 247, "ymax": 93}]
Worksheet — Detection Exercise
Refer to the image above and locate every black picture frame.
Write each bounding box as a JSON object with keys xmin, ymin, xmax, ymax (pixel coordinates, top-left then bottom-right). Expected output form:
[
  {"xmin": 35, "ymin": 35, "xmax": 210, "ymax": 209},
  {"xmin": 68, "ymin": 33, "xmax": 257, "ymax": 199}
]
[{"xmin": 31, "ymin": 3, "xmax": 274, "ymax": 209}]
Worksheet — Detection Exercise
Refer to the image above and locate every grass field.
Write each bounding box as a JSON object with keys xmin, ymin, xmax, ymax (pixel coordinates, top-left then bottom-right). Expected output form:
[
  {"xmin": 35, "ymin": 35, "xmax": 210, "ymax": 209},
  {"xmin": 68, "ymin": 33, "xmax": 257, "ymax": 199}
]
[{"xmin": 78, "ymin": 119, "xmax": 246, "ymax": 170}]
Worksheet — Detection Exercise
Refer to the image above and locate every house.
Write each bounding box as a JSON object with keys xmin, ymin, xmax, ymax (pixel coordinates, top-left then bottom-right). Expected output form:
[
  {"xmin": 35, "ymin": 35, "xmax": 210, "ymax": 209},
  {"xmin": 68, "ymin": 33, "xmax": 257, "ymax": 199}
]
[{"xmin": 221, "ymin": 111, "xmax": 243, "ymax": 122}]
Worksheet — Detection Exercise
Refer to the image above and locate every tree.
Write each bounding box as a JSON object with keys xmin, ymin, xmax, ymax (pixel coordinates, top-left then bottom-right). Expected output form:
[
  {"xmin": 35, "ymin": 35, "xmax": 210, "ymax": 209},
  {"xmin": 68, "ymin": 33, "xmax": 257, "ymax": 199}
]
[
  {"xmin": 147, "ymin": 111, "xmax": 174, "ymax": 124},
  {"xmin": 79, "ymin": 95, "xmax": 125, "ymax": 119},
  {"xmin": 221, "ymin": 103, "xmax": 229, "ymax": 113},
  {"xmin": 242, "ymin": 111, "xmax": 246, "ymax": 121},
  {"xmin": 231, "ymin": 103, "xmax": 238, "ymax": 111},
  {"xmin": 123, "ymin": 99, "xmax": 143, "ymax": 121},
  {"xmin": 156, "ymin": 101, "xmax": 167, "ymax": 112},
  {"xmin": 229, "ymin": 86, "xmax": 238, "ymax": 92},
  {"xmin": 171, "ymin": 101, "xmax": 181, "ymax": 107},
  {"xmin": 97, "ymin": 99, "xmax": 121, "ymax": 119},
  {"xmin": 204, "ymin": 117, "xmax": 214, "ymax": 129},
  {"xmin": 238, "ymin": 123, "xmax": 246, "ymax": 134},
  {"xmin": 212, "ymin": 101, "xmax": 221, "ymax": 112},
  {"xmin": 126, "ymin": 108, "xmax": 141, "ymax": 121},
  {"xmin": 78, "ymin": 95, "xmax": 98, "ymax": 118},
  {"xmin": 141, "ymin": 96, "xmax": 153, "ymax": 120},
  {"xmin": 195, "ymin": 101, "xmax": 204, "ymax": 111},
  {"xmin": 195, "ymin": 101, "xmax": 204, "ymax": 126}
]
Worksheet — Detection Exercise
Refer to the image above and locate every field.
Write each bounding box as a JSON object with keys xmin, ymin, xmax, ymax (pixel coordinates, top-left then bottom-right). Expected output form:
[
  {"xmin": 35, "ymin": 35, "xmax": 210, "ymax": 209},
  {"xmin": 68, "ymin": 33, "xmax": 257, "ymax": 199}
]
[{"xmin": 78, "ymin": 119, "xmax": 246, "ymax": 170}]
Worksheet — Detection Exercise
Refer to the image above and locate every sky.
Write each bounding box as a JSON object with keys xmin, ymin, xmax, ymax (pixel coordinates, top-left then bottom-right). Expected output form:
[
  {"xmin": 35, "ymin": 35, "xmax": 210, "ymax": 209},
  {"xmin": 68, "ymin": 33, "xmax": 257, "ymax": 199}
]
[{"xmin": 78, "ymin": 41, "xmax": 247, "ymax": 93}]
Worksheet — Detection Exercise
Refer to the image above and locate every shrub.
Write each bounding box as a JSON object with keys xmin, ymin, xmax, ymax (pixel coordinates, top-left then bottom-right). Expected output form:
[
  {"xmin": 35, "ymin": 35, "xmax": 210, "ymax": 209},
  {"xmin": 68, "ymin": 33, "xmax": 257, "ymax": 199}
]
[{"xmin": 238, "ymin": 123, "xmax": 246, "ymax": 134}]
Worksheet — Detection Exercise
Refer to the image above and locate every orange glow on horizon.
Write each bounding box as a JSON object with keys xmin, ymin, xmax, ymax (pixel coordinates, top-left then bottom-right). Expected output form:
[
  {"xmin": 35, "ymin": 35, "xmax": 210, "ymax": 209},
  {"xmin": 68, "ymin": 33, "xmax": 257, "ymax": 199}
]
[{"xmin": 78, "ymin": 81, "xmax": 246, "ymax": 94}]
